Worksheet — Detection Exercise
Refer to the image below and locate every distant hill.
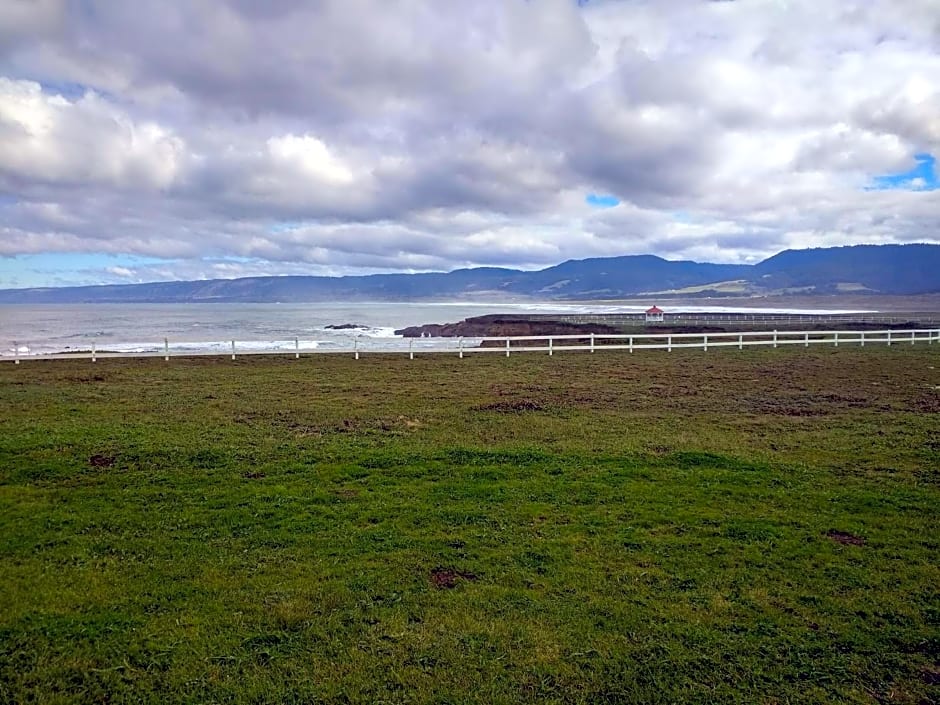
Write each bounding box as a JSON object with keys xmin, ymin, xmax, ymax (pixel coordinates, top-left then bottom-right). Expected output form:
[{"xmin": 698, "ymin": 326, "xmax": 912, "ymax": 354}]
[
  {"xmin": 0, "ymin": 244, "xmax": 937, "ymax": 303},
  {"xmin": 753, "ymin": 244, "xmax": 940, "ymax": 295}
]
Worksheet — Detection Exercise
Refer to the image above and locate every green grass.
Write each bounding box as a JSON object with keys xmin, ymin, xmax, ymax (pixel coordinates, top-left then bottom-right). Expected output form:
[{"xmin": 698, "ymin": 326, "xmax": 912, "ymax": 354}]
[{"xmin": 1, "ymin": 348, "xmax": 938, "ymax": 704}]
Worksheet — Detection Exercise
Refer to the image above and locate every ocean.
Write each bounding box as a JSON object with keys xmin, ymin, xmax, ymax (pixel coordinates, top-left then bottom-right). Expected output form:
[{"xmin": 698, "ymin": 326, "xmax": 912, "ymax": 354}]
[{"xmin": 0, "ymin": 301, "xmax": 871, "ymax": 357}]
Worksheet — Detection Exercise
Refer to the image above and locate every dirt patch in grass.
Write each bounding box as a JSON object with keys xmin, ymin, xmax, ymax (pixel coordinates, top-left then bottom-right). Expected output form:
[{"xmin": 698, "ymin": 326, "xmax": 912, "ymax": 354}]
[
  {"xmin": 242, "ymin": 471, "xmax": 266, "ymax": 479},
  {"xmin": 474, "ymin": 399, "xmax": 545, "ymax": 413},
  {"xmin": 273, "ymin": 414, "xmax": 328, "ymax": 436},
  {"xmin": 826, "ymin": 529, "xmax": 866, "ymax": 546},
  {"xmin": 489, "ymin": 384, "xmax": 549, "ymax": 396},
  {"xmin": 430, "ymin": 567, "xmax": 478, "ymax": 589},
  {"xmin": 748, "ymin": 402, "xmax": 828, "ymax": 417},
  {"xmin": 233, "ymin": 411, "xmax": 265, "ymax": 425},
  {"xmin": 66, "ymin": 374, "xmax": 106, "ymax": 383},
  {"xmin": 88, "ymin": 454, "xmax": 115, "ymax": 468},
  {"xmin": 268, "ymin": 414, "xmax": 427, "ymax": 437},
  {"xmin": 922, "ymin": 666, "xmax": 940, "ymax": 685},
  {"xmin": 372, "ymin": 416, "xmax": 426, "ymax": 433},
  {"xmin": 909, "ymin": 393, "xmax": 940, "ymax": 413},
  {"xmin": 748, "ymin": 393, "xmax": 874, "ymax": 416},
  {"xmin": 333, "ymin": 488, "xmax": 359, "ymax": 499}
]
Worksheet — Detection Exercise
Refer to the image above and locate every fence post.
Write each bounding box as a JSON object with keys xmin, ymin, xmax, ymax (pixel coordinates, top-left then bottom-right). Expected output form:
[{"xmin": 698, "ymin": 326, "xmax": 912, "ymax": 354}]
[
  {"xmin": 667, "ymin": 335, "xmax": 672, "ymax": 352},
  {"xmin": 505, "ymin": 338, "xmax": 510, "ymax": 357},
  {"xmin": 703, "ymin": 334, "xmax": 708, "ymax": 352},
  {"xmin": 409, "ymin": 338, "xmax": 414, "ymax": 360},
  {"xmin": 164, "ymin": 337, "xmax": 170, "ymax": 361},
  {"xmin": 14, "ymin": 342, "xmax": 19, "ymax": 365},
  {"xmin": 459, "ymin": 337, "xmax": 464, "ymax": 359},
  {"xmin": 834, "ymin": 331, "xmax": 839, "ymax": 347},
  {"xmin": 295, "ymin": 337, "xmax": 300, "ymax": 359},
  {"xmin": 773, "ymin": 330, "xmax": 778, "ymax": 348},
  {"xmin": 548, "ymin": 337, "xmax": 553, "ymax": 356},
  {"xmin": 590, "ymin": 333, "xmax": 595, "ymax": 353},
  {"xmin": 860, "ymin": 331, "xmax": 864, "ymax": 347},
  {"xmin": 354, "ymin": 337, "xmax": 359, "ymax": 360},
  {"xmin": 738, "ymin": 333, "xmax": 743, "ymax": 350},
  {"xmin": 911, "ymin": 330, "xmax": 916, "ymax": 345},
  {"xmin": 629, "ymin": 336, "xmax": 634, "ymax": 353},
  {"xmin": 887, "ymin": 330, "xmax": 891, "ymax": 346},
  {"xmin": 231, "ymin": 340, "xmax": 236, "ymax": 360},
  {"xmin": 92, "ymin": 341, "xmax": 96, "ymax": 363}
]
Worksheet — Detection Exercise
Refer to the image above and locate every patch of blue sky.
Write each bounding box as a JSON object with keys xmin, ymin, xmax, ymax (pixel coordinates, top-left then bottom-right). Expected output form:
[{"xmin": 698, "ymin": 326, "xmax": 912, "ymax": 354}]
[
  {"xmin": 0, "ymin": 253, "xmax": 169, "ymax": 288},
  {"xmin": 210, "ymin": 256, "xmax": 256, "ymax": 263},
  {"xmin": 586, "ymin": 193, "xmax": 620, "ymax": 208},
  {"xmin": 38, "ymin": 80, "xmax": 90, "ymax": 100},
  {"xmin": 37, "ymin": 79, "xmax": 124, "ymax": 106},
  {"xmin": 870, "ymin": 153, "xmax": 937, "ymax": 191},
  {"xmin": 269, "ymin": 220, "xmax": 308, "ymax": 233}
]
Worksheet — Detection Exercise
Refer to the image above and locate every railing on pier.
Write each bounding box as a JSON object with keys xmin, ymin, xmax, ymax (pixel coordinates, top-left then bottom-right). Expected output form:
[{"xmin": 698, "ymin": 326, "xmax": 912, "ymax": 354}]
[{"xmin": 553, "ymin": 313, "xmax": 940, "ymax": 327}]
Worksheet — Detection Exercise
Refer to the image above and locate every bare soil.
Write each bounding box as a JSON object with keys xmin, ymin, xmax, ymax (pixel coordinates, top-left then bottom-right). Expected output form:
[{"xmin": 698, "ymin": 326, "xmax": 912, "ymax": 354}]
[
  {"xmin": 826, "ymin": 530, "xmax": 866, "ymax": 546},
  {"xmin": 430, "ymin": 567, "xmax": 478, "ymax": 589}
]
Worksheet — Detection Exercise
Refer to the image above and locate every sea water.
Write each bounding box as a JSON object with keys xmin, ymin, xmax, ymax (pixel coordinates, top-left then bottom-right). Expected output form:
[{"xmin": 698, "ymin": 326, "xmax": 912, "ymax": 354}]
[{"xmin": 0, "ymin": 301, "xmax": 871, "ymax": 357}]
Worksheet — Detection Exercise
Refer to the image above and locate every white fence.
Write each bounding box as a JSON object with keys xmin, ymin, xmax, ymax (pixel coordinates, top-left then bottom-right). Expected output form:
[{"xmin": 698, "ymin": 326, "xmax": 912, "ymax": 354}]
[{"xmin": 4, "ymin": 328, "xmax": 939, "ymax": 363}]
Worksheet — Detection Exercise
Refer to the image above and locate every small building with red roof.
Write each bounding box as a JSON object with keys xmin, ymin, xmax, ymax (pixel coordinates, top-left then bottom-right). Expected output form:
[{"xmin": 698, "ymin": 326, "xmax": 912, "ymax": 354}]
[{"xmin": 645, "ymin": 305, "xmax": 664, "ymax": 323}]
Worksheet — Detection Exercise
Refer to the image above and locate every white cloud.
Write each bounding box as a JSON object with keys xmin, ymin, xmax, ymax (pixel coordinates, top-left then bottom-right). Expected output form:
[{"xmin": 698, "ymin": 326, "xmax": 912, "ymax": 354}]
[
  {"xmin": 0, "ymin": 78, "xmax": 184, "ymax": 190},
  {"xmin": 265, "ymin": 134, "xmax": 355, "ymax": 185},
  {"xmin": 105, "ymin": 266, "xmax": 134, "ymax": 278}
]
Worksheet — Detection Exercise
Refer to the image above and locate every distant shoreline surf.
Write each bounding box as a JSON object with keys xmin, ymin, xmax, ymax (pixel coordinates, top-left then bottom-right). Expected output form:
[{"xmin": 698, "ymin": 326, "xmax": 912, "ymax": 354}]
[{"xmin": 0, "ymin": 300, "xmax": 904, "ymax": 358}]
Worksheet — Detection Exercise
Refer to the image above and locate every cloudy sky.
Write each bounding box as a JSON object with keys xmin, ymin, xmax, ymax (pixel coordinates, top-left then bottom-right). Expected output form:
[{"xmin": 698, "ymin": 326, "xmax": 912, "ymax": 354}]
[{"xmin": 1, "ymin": 0, "xmax": 938, "ymax": 288}]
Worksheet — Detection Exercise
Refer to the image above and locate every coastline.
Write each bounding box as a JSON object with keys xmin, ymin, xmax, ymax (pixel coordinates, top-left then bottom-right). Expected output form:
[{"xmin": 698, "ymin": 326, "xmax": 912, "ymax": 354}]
[{"xmin": 3, "ymin": 297, "xmax": 940, "ymax": 358}]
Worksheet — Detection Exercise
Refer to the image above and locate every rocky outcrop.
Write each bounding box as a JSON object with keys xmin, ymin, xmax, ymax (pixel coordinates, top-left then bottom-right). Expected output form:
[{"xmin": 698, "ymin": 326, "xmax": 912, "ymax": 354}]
[{"xmin": 394, "ymin": 314, "xmax": 620, "ymax": 338}]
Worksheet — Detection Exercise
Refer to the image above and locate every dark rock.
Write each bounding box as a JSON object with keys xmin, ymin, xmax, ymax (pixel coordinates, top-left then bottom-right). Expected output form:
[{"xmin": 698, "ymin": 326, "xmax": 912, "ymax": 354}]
[
  {"xmin": 394, "ymin": 314, "xmax": 619, "ymax": 339},
  {"xmin": 325, "ymin": 323, "xmax": 368, "ymax": 330}
]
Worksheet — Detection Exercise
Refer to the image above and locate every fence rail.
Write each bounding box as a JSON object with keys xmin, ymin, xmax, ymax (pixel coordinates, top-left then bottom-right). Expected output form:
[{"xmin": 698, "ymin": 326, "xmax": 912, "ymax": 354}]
[{"xmin": 4, "ymin": 328, "xmax": 939, "ymax": 364}]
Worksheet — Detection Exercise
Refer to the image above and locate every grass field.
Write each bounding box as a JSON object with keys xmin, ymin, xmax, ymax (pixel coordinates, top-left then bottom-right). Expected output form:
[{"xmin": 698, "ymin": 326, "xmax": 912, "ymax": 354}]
[{"xmin": 1, "ymin": 348, "xmax": 938, "ymax": 704}]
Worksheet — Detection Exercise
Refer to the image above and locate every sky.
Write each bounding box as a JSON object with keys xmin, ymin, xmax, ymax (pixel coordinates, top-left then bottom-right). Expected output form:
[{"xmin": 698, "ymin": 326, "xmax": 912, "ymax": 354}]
[{"xmin": 0, "ymin": 0, "xmax": 938, "ymax": 288}]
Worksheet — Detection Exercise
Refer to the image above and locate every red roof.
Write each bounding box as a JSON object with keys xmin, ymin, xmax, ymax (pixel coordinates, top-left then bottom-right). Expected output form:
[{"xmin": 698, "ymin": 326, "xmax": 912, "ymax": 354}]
[{"xmin": 646, "ymin": 306, "xmax": 664, "ymax": 314}]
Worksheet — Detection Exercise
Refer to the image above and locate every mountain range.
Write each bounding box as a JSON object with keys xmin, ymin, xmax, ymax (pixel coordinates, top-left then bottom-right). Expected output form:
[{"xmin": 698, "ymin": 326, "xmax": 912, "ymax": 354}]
[{"xmin": 1, "ymin": 244, "xmax": 938, "ymax": 303}]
